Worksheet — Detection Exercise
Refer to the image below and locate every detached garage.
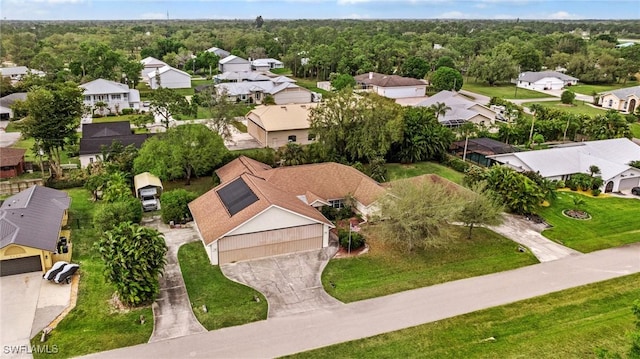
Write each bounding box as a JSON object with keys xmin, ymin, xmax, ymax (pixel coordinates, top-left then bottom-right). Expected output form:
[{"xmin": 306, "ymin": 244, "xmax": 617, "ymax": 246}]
[
  {"xmin": 0, "ymin": 186, "xmax": 70, "ymax": 276},
  {"xmin": 189, "ymin": 174, "xmax": 332, "ymax": 265}
]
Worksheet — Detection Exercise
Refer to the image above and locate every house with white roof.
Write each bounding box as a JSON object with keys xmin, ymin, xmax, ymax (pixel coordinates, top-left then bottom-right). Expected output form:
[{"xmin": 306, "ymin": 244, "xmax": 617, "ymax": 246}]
[
  {"xmin": 251, "ymin": 58, "xmax": 284, "ymax": 72},
  {"xmin": 413, "ymin": 90, "xmax": 497, "ymax": 127},
  {"xmin": 205, "ymin": 47, "xmax": 230, "ymax": 59},
  {"xmin": 488, "ymin": 138, "xmax": 640, "ymax": 193},
  {"xmin": 598, "ymin": 86, "xmax": 640, "ymax": 114},
  {"xmin": 0, "ymin": 66, "xmax": 45, "ymax": 83},
  {"xmin": 219, "ymin": 55, "xmax": 251, "ymax": 73},
  {"xmin": 214, "ymin": 71, "xmax": 272, "ymax": 83},
  {"xmin": 214, "ymin": 76, "xmax": 312, "ymax": 105},
  {"xmin": 148, "ymin": 65, "xmax": 191, "ymax": 89},
  {"xmin": 354, "ymin": 72, "xmax": 427, "ymax": 99},
  {"xmin": 140, "ymin": 56, "xmax": 168, "ymax": 80},
  {"xmin": 515, "ymin": 71, "xmax": 579, "ymax": 91},
  {"xmin": 79, "ymin": 79, "xmax": 141, "ymax": 114}
]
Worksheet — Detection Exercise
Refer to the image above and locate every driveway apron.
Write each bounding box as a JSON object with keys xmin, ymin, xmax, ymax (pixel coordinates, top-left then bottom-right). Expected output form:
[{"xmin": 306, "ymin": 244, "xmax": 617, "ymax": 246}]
[
  {"xmin": 144, "ymin": 218, "xmax": 207, "ymax": 343},
  {"xmin": 489, "ymin": 213, "xmax": 581, "ymax": 262},
  {"xmin": 221, "ymin": 242, "xmax": 342, "ymax": 318},
  {"xmin": 0, "ymin": 272, "xmax": 41, "ymax": 359}
]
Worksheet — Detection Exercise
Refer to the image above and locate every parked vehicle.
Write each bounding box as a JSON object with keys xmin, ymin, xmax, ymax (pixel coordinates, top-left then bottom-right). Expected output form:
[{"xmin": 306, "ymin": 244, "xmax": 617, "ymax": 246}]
[
  {"xmin": 134, "ymin": 172, "xmax": 163, "ymax": 212},
  {"xmin": 43, "ymin": 261, "xmax": 68, "ymax": 281},
  {"xmin": 632, "ymin": 187, "xmax": 640, "ymax": 196},
  {"xmin": 140, "ymin": 188, "xmax": 160, "ymax": 211},
  {"xmin": 54, "ymin": 263, "xmax": 80, "ymax": 284}
]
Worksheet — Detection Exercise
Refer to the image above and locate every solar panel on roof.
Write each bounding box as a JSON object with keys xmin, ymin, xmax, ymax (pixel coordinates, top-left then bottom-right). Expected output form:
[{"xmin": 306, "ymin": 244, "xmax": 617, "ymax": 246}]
[{"xmin": 217, "ymin": 178, "xmax": 259, "ymax": 216}]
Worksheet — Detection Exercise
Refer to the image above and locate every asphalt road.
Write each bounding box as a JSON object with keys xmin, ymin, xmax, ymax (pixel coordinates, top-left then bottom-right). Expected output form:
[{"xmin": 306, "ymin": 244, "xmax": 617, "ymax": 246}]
[{"xmin": 82, "ymin": 243, "xmax": 640, "ymax": 359}]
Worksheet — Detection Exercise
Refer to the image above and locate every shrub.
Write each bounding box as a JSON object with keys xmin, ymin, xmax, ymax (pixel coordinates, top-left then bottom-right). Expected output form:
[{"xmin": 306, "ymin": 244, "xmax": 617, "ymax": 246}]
[
  {"xmin": 445, "ymin": 155, "xmax": 470, "ymax": 173},
  {"xmin": 561, "ymin": 90, "xmax": 576, "ymax": 105},
  {"xmin": 93, "ymin": 197, "xmax": 143, "ymax": 233},
  {"xmin": 160, "ymin": 189, "xmax": 198, "ymax": 224},
  {"xmin": 591, "ymin": 189, "xmax": 601, "ymax": 197},
  {"xmin": 46, "ymin": 169, "xmax": 87, "ymax": 189},
  {"xmin": 338, "ymin": 228, "xmax": 365, "ymax": 250},
  {"xmin": 121, "ymin": 108, "xmax": 134, "ymax": 115},
  {"xmin": 320, "ymin": 206, "xmax": 338, "ymax": 221}
]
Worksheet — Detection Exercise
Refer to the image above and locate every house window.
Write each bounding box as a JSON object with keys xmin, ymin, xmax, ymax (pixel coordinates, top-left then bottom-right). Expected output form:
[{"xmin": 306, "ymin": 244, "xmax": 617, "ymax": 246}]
[
  {"xmin": 608, "ymin": 99, "xmax": 613, "ymax": 107},
  {"xmin": 328, "ymin": 199, "xmax": 344, "ymax": 209},
  {"xmin": 240, "ymin": 94, "xmax": 247, "ymax": 101},
  {"xmin": 288, "ymin": 135, "xmax": 297, "ymax": 142},
  {"xmin": 84, "ymin": 96, "xmax": 91, "ymax": 102},
  {"xmin": 308, "ymin": 133, "xmax": 316, "ymax": 141},
  {"xmin": 96, "ymin": 95, "xmax": 107, "ymax": 102},
  {"xmin": 111, "ymin": 94, "xmax": 121, "ymax": 101},
  {"xmin": 89, "ymin": 157, "xmax": 94, "ymax": 163},
  {"xmin": 255, "ymin": 92, "xmax": 261, "ymax": 100}
]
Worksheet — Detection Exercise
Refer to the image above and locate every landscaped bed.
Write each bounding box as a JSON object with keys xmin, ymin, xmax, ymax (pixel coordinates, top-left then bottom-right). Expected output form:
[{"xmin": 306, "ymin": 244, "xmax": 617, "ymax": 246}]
[
  {"xmin": 178, "ymin": 242, "xmax": 267, "ymax": 330},
  {"xmin": 539, "ymin": 191, "xmax": 640, "ymax": 252},
  {"xmin": 321, "ymin": 225, "xmax": 538, "ymax": 303},
  {"xmin": 290, "ymin": 273, "xmax": 640, "ymax": 358}
]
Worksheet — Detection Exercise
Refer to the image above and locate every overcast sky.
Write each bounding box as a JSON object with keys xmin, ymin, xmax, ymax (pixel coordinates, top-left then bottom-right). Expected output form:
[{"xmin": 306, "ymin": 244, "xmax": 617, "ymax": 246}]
[{"xmin": 2, "ymin": 0, "xmax": 639, "ymax": 21}]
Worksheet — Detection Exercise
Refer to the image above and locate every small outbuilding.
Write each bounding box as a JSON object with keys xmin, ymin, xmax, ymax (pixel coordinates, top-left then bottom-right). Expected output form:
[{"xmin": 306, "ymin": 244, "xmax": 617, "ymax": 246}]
[
  {"xmin": 134, "ymin": 172, "xmax": 163, "ymax": 198},
  {"xmin": 0, "ymin": 147, "xmax": 27, "ymax": 179}
]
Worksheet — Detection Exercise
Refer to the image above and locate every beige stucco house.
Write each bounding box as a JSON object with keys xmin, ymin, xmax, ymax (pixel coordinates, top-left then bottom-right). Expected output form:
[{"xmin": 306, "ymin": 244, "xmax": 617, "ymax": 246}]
[
  {"xmin": 598, "ymin": 86, "xmax": 640, "ymax": 114},
  {"xmin": 246, "ymin": 103, "xmax": 317, "ymax": 148}
]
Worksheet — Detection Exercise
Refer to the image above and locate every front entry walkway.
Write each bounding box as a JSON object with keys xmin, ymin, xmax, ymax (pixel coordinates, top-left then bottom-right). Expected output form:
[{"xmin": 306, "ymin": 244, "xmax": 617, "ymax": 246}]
[
  {"xmin": 221, "ymin": 243, "xmax": 342, "ymax": 318},
  {"xmin": 489, "ymin": 213, "xmax": 581, "ymax": 262},
  {"xmin": 143, "ymin": 218, "xmax": 207, "ymax": 343}
]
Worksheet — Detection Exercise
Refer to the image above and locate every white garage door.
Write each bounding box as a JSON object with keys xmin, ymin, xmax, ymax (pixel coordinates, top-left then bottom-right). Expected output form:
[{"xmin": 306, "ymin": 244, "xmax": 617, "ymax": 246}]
[
  {"xmin": 219, "ymin": 224, "xmax": 323, "ymax": 264},
  {"xmin": 619, "ymin": 177, "xmax": 640, "ymax": 191}
]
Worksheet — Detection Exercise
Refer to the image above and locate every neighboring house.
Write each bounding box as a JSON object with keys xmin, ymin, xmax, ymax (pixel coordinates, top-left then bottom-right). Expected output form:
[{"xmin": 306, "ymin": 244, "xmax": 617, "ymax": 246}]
[
  {"xmin": 598, "ymin": 86, "xmax": 640, "ymax": 114},
  {"xmin": 148, "ymin": 65, "xmax": 191, "ymax": 89},
  {"xmin": 354, "ymin": 72, "xmax": 427, "ymax": 99},
  {"xmin": 488, "ymin": 138, "xmax": 640, "ymax": 193},
  {"xmin": 246, "ymin": 103, "xmax": 318, "ymax": 148},
  {"xmin": 0, "ymin": 92, "xmax": 27, "ymax": 120},
  {"xmin": 189, "ymin": 156, "xmax": 386, "ymax": 265},
  {"xmin": 0, "ymin": 186, "xmax": 70, "ymax": 276},
  {"xmin": 450, "ymin": 137, "xmax": 518, "ymax": 167},
  {"xmin": 615, "ymin": 42, "xmax": 636, "ymax": 48},
  {"xmin": 214, "ymin": 71, "xmax": 272, "ymax": 83},
  {"xmin": 0, "ymin": 66, "xmax": 45, "ymax": 83},
  {"xmin": 414, "ymin": 90, "xmax": 497, "ymax": 127},
  {"xmin": 251, "ymin": 58, "xmax": 284, "ymax": 71},
  {"xmin": 515, "ymin": 71, "xmax": 579, "ymax": 91},
  {"xmin": 0, "ymin": 147, "xmax": 27, "ymax": 179},
  {"xmin": 214, "ymin": 77, "xmax": 313, "ymax": 105},
  {"xmin": 205, "ymin": 46, "xmax": 231, "ymax": 59},
  {"xmin": 80, "ymin": 78, "xmax": 141, "ymax": 114},
  {"xmin": 218, "ymin": 55, "xmax": 251, "ymax": 73},
  {"xmin": 79, "ymin": 122, "xmax": 152, "ymax": 168},
  {"xmin": 140, "ymin": 56, "xmax": 168, "ymax": 80}
]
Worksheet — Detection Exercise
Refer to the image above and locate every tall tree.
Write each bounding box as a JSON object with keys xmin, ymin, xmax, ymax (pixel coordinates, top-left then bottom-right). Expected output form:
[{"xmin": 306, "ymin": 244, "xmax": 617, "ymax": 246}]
[
  {"xmin": 456, "ymin": 182, "xmax": 504, "ymax": 239},
  {"xmin": 400, "ymin": 56, "xmax": 430, "ymax": 79},
  {"xmin": 133, "ymin": 124, "xmax": 227, "ymax": 185},
  {"xmin": 431, "ymin": 66, "xmax": 463, "ymax": 91},
  {"xmin": 392, "ymin": 107, "xmax": 454, "ymax": 163},
  {"xmin": 148, "ymin": 88, "xmax": 190, "ymax": 128},
  {"xmin": 469, "ymin": 49, "xmax": 519, "ymax": 86},
  {"xmin": 19, "ymin": 83, "xmax": 83, "ymax": 179},
  {"xmin": 97, "ymin": 222, "xmax": 167, "ymax": 307}
]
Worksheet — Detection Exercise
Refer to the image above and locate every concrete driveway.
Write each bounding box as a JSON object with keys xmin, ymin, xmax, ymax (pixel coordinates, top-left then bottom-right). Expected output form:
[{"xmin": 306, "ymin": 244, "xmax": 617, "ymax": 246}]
[{"xmin": 221, "ymin": 243, "xmax": 343, "ymax": 318}]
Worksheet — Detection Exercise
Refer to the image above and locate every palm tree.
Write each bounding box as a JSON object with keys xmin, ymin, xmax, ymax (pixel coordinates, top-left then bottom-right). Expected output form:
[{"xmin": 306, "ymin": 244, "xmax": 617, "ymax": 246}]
[
  {"xmin": 278, "ymin": 142, "xmax": 306, "ymax": 166},
  {"xmin": 528, "ymin": 103, "xmax": 545, "ymax": 146},
  {"xmin": 429, "ymin": 102, "xmax": 451, "ymax": 121},
  {"xmin": 588, "ymin": 165, "xmax": 601, "ymax": 177}
]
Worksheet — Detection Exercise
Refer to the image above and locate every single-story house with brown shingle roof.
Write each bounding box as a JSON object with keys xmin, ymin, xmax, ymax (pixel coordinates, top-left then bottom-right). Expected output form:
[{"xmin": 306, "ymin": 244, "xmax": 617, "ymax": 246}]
[
  {"xmin": 354, "ymin": 72, "xmax": 427, "ymax": 99},
  {"xmin": 0, "ymin": 147, "xmax": 27, "ymax": 179},
  {"xmin": 246, "ymin": 103, "xmax": 317, "ymax": 148},
  {"xmin": 189, "ymin": 156, "xmax": 386, "ymax": 265}
]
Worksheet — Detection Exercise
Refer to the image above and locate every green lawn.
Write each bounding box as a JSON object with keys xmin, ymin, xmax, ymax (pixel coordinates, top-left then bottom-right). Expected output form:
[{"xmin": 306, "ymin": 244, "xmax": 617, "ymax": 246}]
[
  {"xmin": 322, "ymin": 225, "xmax": 538, "ymax": 303},
  {"xmin": 12, "ymin": 137, "xmax": 79, "ymax": 166},
  {"xmin": 178, "ymin": 242, "xmax": 268, "ymax": 330},
  {"xmin": 291, "ymin": 77, "xmax": 330, "ymax": 96},
  {"xmin": 631, "ymin": 123, "xmax": 640, "ymax": 138},
  {"xmin": 32, "ymin": 188, "xmax": 153, "ymax": 358},
  {"xmin": 191, "ymin": 79, "xmax": 212, "ymax": 87},
  {"xmin": 290, "ymin": 273, "xmax": 640, "ymax": 359},
  {"xmin": 462, "ymin": 81, "xmax": 552, "ymax": 100},
  {"xmin": 163, "ymin": 176, "xmax": 216, "ymax": 196},
  {"xmin": 522, "ymin": 101, "xmax": 608, "ymax": 116},
  {"xmin": 385, "ymin": 162, "xmax": 465, "ymax": 184},
  {"xmin": 91, "ymin": 114, "xmax": 138, "ymax": 123},
  {"xmin": 538, "ymin": 191, "xmax": 640, "ymax": 252},
  {"xmin": 568, "ymin": 82, "xmax": 639, "ymax": 95},
  {"xmin": 4, "ymin": 121, "xmax": 20, "ymax": 132}
]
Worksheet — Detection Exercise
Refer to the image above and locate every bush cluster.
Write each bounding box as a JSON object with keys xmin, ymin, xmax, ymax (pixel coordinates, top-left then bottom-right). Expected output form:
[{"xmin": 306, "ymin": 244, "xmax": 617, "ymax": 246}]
[
  {"xmin": 160, "ymin": 189, "xmax": 198, "ymax": 224},
  {"xmin": 337, "ymin": 228, "xmax": 365, "ymax": 250}
]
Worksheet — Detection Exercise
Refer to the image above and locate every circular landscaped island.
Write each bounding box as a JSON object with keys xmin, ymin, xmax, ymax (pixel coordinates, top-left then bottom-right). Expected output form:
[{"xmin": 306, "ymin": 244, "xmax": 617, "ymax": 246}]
[{"xmin": 562, "ymin": 209, "xmax": 591, "ymax": 220}]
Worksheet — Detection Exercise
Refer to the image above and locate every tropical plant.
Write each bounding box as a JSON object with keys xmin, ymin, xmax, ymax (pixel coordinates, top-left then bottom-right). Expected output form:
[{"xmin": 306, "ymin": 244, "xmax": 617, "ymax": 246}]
[
  {"xmin": 429, "ymin": 102, "xmax": 452, "ymax": 122},
  {"xmin": 277, "ymin": 142, "xmax": 306, "ymax": 166},
  {"xmin": 484, "ymin": 165, "xmax": 545, "ymax": 214},
  {"xmin": 93, "ymin": 197, "xmax": 143, "ymax": 233},
  {"xmin": 160, "ymin": 189, "xmax": 198, "ymax": 224},
  {"xmin": 97, "ymin": 222, "xmax": 167, "ymax": 307},
  {"xmin": 101, "ymin": 172, "xmax": 133, "ymax": 203}
]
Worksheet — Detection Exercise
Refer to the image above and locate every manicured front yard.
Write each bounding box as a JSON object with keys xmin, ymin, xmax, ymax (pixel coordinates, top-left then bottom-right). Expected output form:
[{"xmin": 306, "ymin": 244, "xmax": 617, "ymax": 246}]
[
  {"xmin": 538, "ymin": 191, "xmax": 640, "ymax": 252},
  {"xmin": 32, "ymin": 188, "xmax": 153, "ymax": 359},
  {"xmin": 178, "ymin": 242, "xmax": 268, "ymax": 330},
  {"xmin": 291, "ymin": 273, "xmax": 640, "ymax": 359},
  {"xmin": 90, "ymin": 114, "xmax": 139, "ymax": 123},
  {"xmin": 322, "ymin": 225, "xmax": 538, "ymax": 303},
  {"xmin": 522, "ymin": 101, "xmax": 608, "ymax": 116},
  {"xmin": 13, "ymin": 137, "xmax": 79, "ymax": 166},
  {"xmin": 631, "ymin": 122, "xmax": 640, "ymax": 138},
  {"xmin": 568, "ymin": 82, "xmax": 638, "ymax": 95},
  {"xmin": 385, "ymin": 162, "xmax": 465, "ymax": 184},
  {"xmin": 462, "ymin": 81, "xmax": 552, "ymax": 100}
]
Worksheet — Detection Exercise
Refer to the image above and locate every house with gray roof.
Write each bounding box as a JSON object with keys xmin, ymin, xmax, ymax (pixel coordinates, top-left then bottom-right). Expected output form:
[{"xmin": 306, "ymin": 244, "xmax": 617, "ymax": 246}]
[
  {"xmin": 214, "ymin": 71, "xmax": 272, "ymax": 83},
  {"xmin": 0, "ymin": 92, "xmax": 27, "ymax": 120},
  {"xmin": 140, "ymin": 56, "xmax": 168, "ymax": 79},
  {"xmin": 79, "ymin": 78, "xmax": 141, "ymax": 114},
  {"xmin": 147, "ymin": 65, "xmax": 191, "ymax": 89},
  {"xmin": 413, "ymin": 90, "xmax": 497, "ymax": 127},
  {"xmin": 0, "ymin": 186, "xmax": 70, "ymax": 276},
  {"xmin": 79, "ymin": 122, "xmax": 153, "ymax": 168},
  {"xmin": 219, "ymin": 55, "xmax": 251, "ymax": 73},
  {"xmin": 598, "ymin": 86, "xmax": 640, "ymax": 114},
  {"xmin": 515, "ymin": 71, "xmax": 579, "ymax": 91},
  {"xmin": 206, "ymin": 47, "xmax": 230, "ymax": 59},
  {"xmin": 488, "ymin": 138, "xmax": 640, "ymax": 193},
  {"xmin": 0, "ymin": 66, "xmax": 45, "ymax": 83},
  {"xmin": 213, "ymin": 76, "xmax": 313, "ymax": 105},
  {"xmin": 251, "ymin": 58, "xmax": 284, "ymax": 72}
]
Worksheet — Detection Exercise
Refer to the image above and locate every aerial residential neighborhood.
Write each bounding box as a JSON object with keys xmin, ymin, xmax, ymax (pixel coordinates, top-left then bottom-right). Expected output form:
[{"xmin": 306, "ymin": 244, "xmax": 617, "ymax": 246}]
[{"xmin": 0, "ymin": 5, "xmax": 639, "ymax": 359}]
